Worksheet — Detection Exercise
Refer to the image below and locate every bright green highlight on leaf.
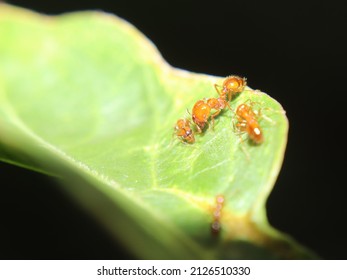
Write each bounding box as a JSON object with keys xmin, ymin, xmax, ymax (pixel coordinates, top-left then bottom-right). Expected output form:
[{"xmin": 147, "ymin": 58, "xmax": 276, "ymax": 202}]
[{"xmin": 0, "ymin": 4, "xmax": 315, "ymax": 259}]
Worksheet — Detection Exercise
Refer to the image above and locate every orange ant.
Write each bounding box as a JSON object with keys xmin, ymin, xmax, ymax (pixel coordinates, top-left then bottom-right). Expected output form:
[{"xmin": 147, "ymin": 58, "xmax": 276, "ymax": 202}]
[
  {"xmin": 214, "ymin": 75, "xmax": 247, "ymax": 101},
  {"xmin": 174, "ymin": 118, "xmax": 195, "ymax": 144},
  {"xmin": 191, "ymin": 96, "xmax": 230, "ymax": 133},
  {"xmin": 211, "ymin": 195, "xmax": 224, "ymax": 236},
  {"xmin": 235, "ymin": 102, "xmax": 263, "ymax": 144}
]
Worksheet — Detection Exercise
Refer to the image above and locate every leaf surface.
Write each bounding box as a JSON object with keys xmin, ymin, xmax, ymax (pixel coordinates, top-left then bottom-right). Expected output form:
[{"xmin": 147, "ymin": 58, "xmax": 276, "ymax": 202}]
[{"xmin": 0, "ymin": 4, "xmax": 315, "ymax": 259}]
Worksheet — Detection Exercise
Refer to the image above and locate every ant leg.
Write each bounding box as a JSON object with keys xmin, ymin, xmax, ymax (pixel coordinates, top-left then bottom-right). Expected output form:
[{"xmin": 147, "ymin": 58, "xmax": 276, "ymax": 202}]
[
  {"xmin": 230, "ymin": 112, "xmax": 243, "ymax": 131},
  {"xmin": 229, "ymin": 107, "xmax": 239, "ymax": 131},
  {"xmin": 179, "ymin": 138, "xmax": 189, "ymax": 145},
  {"xmin": 210, "ymin": 118, "xmax": 215, "ymax": 131},
  {"xmin": 210, "ymin": 109, "xmax": 222, "ymax": 131},
  {"xmin": 195, "ymin": 123, "xmax": 203, "ymax": 134},
  {"xmin": 227, "ymin": 92, "xmax": 234, "ymax": 102},
  {"xmin": 214, "ymin": 84, "xmax": 224, "ymax": 97},
  {"xmin": 242, "ymin": 89, "xmax": 260, "ymax": 95},
  {"xmin": 231, "ymin": 117, "xmax": 237, "ymax": 131},
  {"xmin": 171, "ymin": 132, "xmax": 186, "ymax": 147},
  {"xmin": 242, "ymin": 98, "xmax": 258, "ymax": 107},
  {"xmin": 217, "ymin": 96, "xmax": 232, "ymax": 111},
  {"xmin": 235, "ymin": 123, "xmax": 250, "ymax": 159},
  {"xmin": 230, "ymin": 120, "xmax": 251, "ymax": 160},
  {"xmin": 257, "ymin": 107, "xmax": 277, "ymax": 125},
  {"xmin": 232, "ymin": 123, "xmax": 250, "ymax": 160},
  {"xmin": 238, "ymin": 134, "xmax": 250, "ymax": 160},
  {"xmin": 211, "ymin": 109, "xmax": 221, "ymax": 119}
]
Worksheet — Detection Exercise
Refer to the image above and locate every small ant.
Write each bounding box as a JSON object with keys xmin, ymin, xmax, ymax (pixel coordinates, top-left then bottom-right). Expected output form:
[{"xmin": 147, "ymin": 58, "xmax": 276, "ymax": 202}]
[
  {"xmin": 174, "ymin": 118, "xmax": 195, "ymax": 144},
  {"xmin": 214, "ymin": 75, "xmax": 247, "ymax": 101},
  {"xmin": 211, "ymin": 195, "xmax": 224, "ymax": 236},
  {"xmin": 191, "ymin": 96, "xmax": 230, "ymax": 133},
  {"xmin": 235, "ymin": 103, "xmax": 263, "ymax": 144}
]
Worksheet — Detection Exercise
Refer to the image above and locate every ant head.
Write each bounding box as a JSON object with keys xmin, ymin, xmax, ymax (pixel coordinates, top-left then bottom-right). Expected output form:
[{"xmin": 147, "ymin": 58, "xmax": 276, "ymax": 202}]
[
  {"xmin": 223, "ymin": 76, "xmax": 247, "ymax": 94},
  {"xmin": 236, "ymin": 103, "xmax": 249, "ymax": 114}
]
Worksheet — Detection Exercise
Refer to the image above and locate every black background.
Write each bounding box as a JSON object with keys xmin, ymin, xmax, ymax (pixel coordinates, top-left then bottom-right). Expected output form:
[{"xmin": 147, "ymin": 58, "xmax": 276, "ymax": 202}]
[{"xmin": 1, "ymin": 0, "xmax": 346, "ymax": 259}]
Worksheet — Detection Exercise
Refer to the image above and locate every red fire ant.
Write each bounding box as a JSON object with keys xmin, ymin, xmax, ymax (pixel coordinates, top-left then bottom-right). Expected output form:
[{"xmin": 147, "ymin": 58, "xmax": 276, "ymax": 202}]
[
  {"xmin": 235, "ymin": 102, "xmax": 263, "ymax": 144},
  {"xmin": 175, "ymin": 75, "xmax": 248, "ymax": 141},
  {"xmin": 214, "ymin": 75, "xmax": 247, "ymax": 101},
  {"xmin": 174, "ymin": 118, "xmax": 195, "ymax": 144},
  {"xmin": 191, "ymin": 95, "xmax": 230, "ymax": 133},
  {"xmin": 191, "ymin": 76, "xmax": 246, "ymax": 133}
]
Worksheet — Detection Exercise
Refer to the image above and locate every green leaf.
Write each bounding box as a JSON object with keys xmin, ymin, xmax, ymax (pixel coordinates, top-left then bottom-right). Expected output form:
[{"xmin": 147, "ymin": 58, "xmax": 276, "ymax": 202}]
[{"xmin": 0, "ymin": 4, "xmax": 316, "ymax": 259}]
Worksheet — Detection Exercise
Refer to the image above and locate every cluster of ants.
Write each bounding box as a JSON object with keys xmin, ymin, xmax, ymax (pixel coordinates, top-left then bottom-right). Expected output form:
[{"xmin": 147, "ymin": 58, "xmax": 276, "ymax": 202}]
[
  {"xmin": 174, "ymin": 75, "xmax": 264, "ymax": 145},
  {"xmin": 174, "ymin": 76, "xmax": 267, "ymax": 236}
]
